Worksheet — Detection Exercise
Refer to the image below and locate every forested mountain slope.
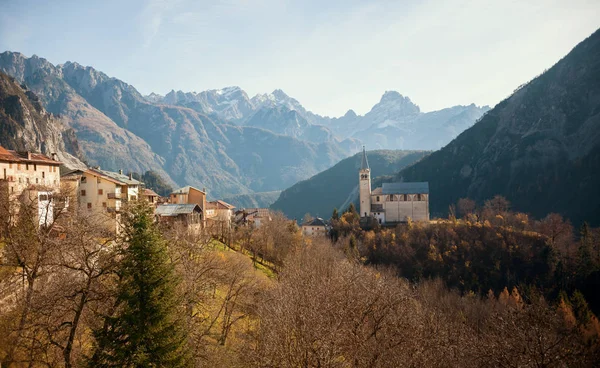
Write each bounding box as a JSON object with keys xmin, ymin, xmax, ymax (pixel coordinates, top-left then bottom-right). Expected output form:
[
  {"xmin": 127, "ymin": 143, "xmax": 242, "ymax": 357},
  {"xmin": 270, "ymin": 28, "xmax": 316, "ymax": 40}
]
[{"xmin": 397, "ymin": 28, "xmax": 600, "ymax": 225}]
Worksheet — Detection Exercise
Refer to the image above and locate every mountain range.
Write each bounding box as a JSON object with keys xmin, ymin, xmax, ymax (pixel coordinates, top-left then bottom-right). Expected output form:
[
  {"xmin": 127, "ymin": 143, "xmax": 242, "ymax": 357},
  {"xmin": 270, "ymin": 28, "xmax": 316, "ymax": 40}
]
[
  {"xmin": 274, "ymin": 28, "xmax": 600, "ymax": 227},
  {"xmin": 0, "ymin": 51, "xmax": 486, "ymax": 199},
  {"xmin": 148, "ymin": 87, "xmax": 490, "ymax": 151}
]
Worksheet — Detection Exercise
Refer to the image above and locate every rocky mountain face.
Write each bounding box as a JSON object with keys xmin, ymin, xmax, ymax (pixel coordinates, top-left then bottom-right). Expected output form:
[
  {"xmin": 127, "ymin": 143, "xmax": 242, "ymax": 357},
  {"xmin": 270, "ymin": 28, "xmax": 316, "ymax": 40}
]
[
  {"xmin": 146, "ymin": 87, "xmax": 488, "ymax": 152},
  {"xmin": 271, "ymin": 149, "xmax": 430, "ymax": 221},
  {"xmin": 329, "ymin": 92, "xmax": 490, "ymax": 151},
  {"xmin": 397, "ymin": 28, "xmax": 600, "ymax": 226},
  {"xmin": 0, "ymin": 71, "xmax": 85, "ymax": 169},
  {"xmin": 0, "ymin": 52, "xmax": 355, "ymax": 198}
]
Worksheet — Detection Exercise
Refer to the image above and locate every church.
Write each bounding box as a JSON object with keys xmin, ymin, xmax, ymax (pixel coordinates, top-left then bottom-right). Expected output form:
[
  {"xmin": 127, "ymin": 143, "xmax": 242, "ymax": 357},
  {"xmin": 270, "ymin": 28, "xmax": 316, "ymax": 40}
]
[{"xmin": 359, "ymin": 148, "xmax": 430, "ymax": 224}]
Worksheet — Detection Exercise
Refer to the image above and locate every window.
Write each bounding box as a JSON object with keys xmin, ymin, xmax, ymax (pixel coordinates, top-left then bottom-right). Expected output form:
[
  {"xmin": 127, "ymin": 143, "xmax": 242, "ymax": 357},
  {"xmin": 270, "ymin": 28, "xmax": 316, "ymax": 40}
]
[
  {"xmin": 19, "ymin": 177, "xmax": 22, "ymax": 183},
  {"xmin": 130, "ymin": 195, "xmax": 137, "ymax": 201},
  {"xmin": 11, "ymin": 187, "xmax": 14, "ymax": 193},
  {"xmin": 389, "ymin": 195, "xmax": 394, "ymax": 201},
  {"xmin": 26, "ymin": 163, "xmax": 29, "ymax": 170},
  {"xmin": 26, "ymin": 178, "xmax": 29, "ymax": 184},
  {"xmin": 376, "ymin": 196, "xmax": 380, "ymax": 202},
  {"xmin": 34, "ymin": 164, "xmax": 37, "ymax": 171},
  {"xmin": 81, "ymin": 176, "xmax": 87, "ymax": 183},
  {"xmin": 97, "ymin": 177, "xmax": 101, "ymax": 184},
  {"xmin": 404, "ymin": 194, "xmax": 408, "ymax": 201},
  {"xmin": 39, "ymin": 194, "xmax": 48, "ymax": 201},
  {"xmin": 98, "ymin": 189, "xmax": 103, "ymax": 195},
  {"xmin": 81, "ymin": 190, "xmax": 86, "ymax": 196},
  {"xmin": 102, "ymin": 202, "xmax": 107, "ymax": 208},
  {"xmin": 9, "ymin": 163, "xmax": 12, "ymax": 169},
  {"xmin": 17, "ymin": 164, "xmax": 21, "ymax": 170},
  {"xmin": 35, "ymin": 178, "xmax": 38, "ymax": 184},
  {"xmin": 42, "ymin": 172, "xmax": 45, "ymax": 179},
  {"xmin": 417, "ymin": 194, "xmax": 421, "ymax": 201},
  {"xmin": 87, "ymin": 203, "xmax": 92, "ymax": 209}
]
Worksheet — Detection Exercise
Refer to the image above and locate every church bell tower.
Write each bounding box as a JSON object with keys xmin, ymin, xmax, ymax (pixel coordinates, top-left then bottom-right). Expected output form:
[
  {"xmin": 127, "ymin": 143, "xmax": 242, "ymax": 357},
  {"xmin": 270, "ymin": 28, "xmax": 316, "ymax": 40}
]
[{"xmin": 359, "ymin": 146, "xmax": 371, "ymax": 218}]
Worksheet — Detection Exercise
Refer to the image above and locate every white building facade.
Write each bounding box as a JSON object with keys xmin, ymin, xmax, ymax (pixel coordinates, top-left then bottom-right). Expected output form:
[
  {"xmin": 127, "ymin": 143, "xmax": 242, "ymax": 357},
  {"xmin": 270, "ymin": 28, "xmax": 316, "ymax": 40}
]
[{"xmin": 359, "ymin": 148, "xmax": 430, "ymax": 224}]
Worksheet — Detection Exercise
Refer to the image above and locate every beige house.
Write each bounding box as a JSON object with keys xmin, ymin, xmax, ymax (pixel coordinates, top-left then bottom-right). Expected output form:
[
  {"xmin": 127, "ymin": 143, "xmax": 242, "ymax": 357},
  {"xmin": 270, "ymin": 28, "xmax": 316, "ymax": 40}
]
[
  {"xmin": 61, "ymin": 168, "xmax": 128, "ymax": 232},
  {"xmin": 206, "ymin": 200, "xmax": 235, "ymax": 226},
  {"xmin": 98, "ymin": 169, "xmax": 142, "ymax": 201},
  {"xmin": 359, "ymin": 148, "xmax": 430, "ymax": 224},
  {"xmin": 301, "ymin": 217, "xmax": 328, "ymax": 237},
  {"xmin": 142, "ymin": 188, "xmax": 160, "ymax": 206},
  {"xmin": 0, "ymin": 146, "xmax": 62, "ymax": 227}
]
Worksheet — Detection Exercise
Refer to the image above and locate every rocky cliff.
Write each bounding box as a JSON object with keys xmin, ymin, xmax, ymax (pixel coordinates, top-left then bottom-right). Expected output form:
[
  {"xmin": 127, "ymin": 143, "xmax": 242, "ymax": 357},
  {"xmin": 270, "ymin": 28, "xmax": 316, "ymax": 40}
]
[{"xmin": 0, "ymin": 71, "xmax": 85, "ymax": 169}]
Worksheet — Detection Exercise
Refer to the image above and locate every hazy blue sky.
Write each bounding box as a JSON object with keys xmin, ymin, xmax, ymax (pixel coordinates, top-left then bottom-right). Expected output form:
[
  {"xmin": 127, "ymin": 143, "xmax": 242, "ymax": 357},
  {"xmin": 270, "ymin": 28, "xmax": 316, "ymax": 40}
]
[{"xmin": 0, "ymin": 0, "xmax": 598, "ymax": 116}]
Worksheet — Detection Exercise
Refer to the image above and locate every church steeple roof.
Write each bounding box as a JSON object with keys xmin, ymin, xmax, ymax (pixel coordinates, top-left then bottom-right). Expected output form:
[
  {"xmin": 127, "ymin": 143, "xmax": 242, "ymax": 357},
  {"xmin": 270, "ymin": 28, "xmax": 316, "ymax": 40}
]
[{"xmin": 360, "ymin": 146, "xmax": 369, "ymax": 170}]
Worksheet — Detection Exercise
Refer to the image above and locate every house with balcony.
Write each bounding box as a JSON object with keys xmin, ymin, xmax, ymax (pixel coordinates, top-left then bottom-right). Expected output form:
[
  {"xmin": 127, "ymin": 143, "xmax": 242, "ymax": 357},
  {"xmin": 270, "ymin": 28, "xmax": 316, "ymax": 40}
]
[
  {"xmin": 98, "ymin": 169, "xmax": 142, "ymax": 202},
  {"xmin": 61, "ymin": 168, "xmax": 128, "ymax": 233}
]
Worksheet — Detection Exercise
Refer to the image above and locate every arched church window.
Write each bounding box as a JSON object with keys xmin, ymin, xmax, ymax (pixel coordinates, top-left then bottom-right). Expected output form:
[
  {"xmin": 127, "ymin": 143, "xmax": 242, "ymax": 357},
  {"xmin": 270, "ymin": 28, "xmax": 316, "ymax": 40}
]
[
  {"xmin": 389, "ymin": 195, "xmax": 394, "ymax": 201},
  {"xmin": 376, "ymin": 196, "xmax": 380, "ymax": 202}
]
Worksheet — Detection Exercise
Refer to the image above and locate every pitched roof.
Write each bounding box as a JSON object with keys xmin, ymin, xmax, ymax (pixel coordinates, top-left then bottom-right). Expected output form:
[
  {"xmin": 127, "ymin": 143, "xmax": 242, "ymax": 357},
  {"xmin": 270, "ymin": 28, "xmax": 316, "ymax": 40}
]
[
  {"xmin": 207, "ymin": 200, "xmax": 235, "ymax": 210},
  {"xmin": 0, "ymin": 145, "xmax": 61, "ymax": 165},
  {"xmin": 98, "ymin": 169, "xmax": 142, "ymax": 185},
  {"xmin": 360, "ymin": 146, "xmax": 369, "ymax": 170},
  {"xmin": 85, "ymin": 168, "xmax": 126, "ymax": 185},
  {"xmin": 171, "ymin": 185, "xmax": 205, "ymax": 195},
  {"xmin": 155, "ymin": 204, "xmax": 202, "ymax": 216},
  {"xmin": 381, "ymin": 182, "xmax": 429, "ymax": 195},
  {"xmin": 143, "ymin": 188, "xmax": 159, "ymax": 197},
  {"xmin": 303, "ymin": 217, "xmax": 328, "ymax": 227}
]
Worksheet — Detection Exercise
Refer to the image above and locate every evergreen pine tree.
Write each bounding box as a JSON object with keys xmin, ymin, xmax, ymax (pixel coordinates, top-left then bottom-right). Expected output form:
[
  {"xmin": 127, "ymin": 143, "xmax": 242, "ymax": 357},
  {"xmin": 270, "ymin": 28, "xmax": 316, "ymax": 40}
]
[
  {"xmin": 88, "ymin": 201, "xmax": 190, "ymax": 368},
  {"xmin": 332, "ymin": 208, "xmax": 339, "ymax": 221}
]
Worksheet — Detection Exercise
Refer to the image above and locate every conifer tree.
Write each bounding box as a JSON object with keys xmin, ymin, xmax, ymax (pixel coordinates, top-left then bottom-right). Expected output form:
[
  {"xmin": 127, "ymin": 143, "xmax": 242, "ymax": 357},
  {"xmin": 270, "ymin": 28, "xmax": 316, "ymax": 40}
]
[
  {"xmin": 332, "ymin": 208, "xmax": 339, "ymax": 221},
  {"xmin": 88, "ymin": 201, "xmax": 190, "ymax": 368}
]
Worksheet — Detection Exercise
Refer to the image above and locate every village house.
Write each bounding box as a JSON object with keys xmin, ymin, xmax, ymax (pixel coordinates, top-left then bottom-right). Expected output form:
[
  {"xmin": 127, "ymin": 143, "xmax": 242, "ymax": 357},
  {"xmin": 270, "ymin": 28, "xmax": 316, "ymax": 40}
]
[
  {"xmin": 359, "ymin": 147, "xmax": 430, "ymax": 224},
  {"xmin": 142, "ymin": 188, "xmax": 160, "ymax": 206},
  {"xmin": 155, "ymin": 203, "xmax": 203, "ymax": 233},
  {"xmin": 170, "ymin": 186, "xmax": 206, "ymax": 211},
  {"xmin": 60, "ymin": 168, "xmax": 131, "ymax": 233},
  {"xmin": 301, "ymin": 217, "xmax": 329, "ymax": 237},
  {"xmin": 97, "ymin": 169, "xmax": 142, "ymax": 201},
  {"xmin": 205, "ymin": 200, "xmax": 236, "ymax": 225},
  {"xmin": 0, "ymin": 146, "xmax": 62, "ymax": 227}
]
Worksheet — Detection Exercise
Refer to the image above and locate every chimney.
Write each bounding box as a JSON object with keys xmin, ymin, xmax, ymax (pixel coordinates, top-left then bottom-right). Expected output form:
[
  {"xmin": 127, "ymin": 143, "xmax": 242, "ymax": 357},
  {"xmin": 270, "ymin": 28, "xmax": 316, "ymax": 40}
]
[
  {"xmin": 129, "ymin": 173, "xmax": 133, "ymax": 180},
  {"xmin": 51, "ymin": 152, "xmax": 57, "ymax": 161},
  {"xmin": 119, "ymin": 169, "xmax": 123, "ymax": 175},
  {"xmin": 202, "ymin": 187, "xmax": 206, "ymax": 193},
  {"xmin": 27, "ymin": 152, "xmax": 32, "ymax": 160}
]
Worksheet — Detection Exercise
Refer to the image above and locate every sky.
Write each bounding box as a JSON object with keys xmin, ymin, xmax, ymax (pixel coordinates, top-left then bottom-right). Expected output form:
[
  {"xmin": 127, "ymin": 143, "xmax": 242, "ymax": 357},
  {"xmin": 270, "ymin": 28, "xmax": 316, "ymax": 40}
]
[{"xmin": 0, "ymin": 0, "xmax": 598, "ymax": 117}]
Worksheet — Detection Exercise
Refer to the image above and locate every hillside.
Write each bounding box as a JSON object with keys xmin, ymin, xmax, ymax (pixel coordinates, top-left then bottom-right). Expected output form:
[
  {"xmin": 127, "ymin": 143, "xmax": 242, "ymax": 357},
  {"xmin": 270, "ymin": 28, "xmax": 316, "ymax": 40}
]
[
  {"xmin": 0, "ymin": 53, "xmax": 355, "ymax": 197},
  {"xmin": 271, "ymin": 150, "xmax": 429, "ymax": 221},
  {"xmin": 397, "ymin": 28, "xmax": 600, "ymax": 226},
  {"xmin": 0, "ymin": 71, "xmax": 85, "ymax": 168}
]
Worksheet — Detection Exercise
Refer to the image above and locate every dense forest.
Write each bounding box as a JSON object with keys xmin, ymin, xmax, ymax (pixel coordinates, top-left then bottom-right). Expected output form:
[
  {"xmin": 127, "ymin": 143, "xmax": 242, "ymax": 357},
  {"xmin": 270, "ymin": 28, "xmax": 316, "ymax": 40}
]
[{"xmin": 1, "ymin": 192, "xmax": 599, "ymax": 367}]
